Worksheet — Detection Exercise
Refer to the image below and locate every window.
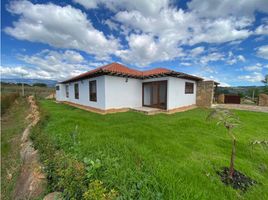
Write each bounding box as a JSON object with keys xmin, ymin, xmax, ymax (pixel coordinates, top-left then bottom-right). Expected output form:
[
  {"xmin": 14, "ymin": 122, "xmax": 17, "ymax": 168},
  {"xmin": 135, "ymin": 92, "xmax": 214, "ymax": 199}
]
[
  {"xmin": 74, "ymin": 83, "xmax": 79, "ymax": 99},
  {"xmin": 66, "ymin": 85, "xmax": 69, "ymax": 98},
  {"xmin": 185, "ymin": 82, "xmax": 194, "ymax": 94},
  {"xmin": 89, "ymin": 80, "xmax": 97, "ymax": 102},
  {"xmin": 56, "ymin": 85, "xmax": 60, "ymax": 90}
]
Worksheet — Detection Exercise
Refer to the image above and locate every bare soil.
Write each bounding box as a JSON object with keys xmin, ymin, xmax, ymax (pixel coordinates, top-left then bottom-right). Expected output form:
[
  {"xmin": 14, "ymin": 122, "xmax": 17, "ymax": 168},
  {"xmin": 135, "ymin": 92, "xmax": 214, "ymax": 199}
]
[{"xmin": 217, "ymin": 167, "xmax": 257, "ymax": 192}]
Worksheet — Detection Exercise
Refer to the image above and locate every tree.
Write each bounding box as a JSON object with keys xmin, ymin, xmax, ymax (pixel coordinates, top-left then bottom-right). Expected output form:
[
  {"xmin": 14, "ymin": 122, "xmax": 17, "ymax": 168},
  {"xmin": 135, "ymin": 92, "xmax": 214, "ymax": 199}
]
[
  {"xmin": 33, "ymin": 83, "xmax": 47, "ymax": 87},
  {"xmin": 207, "ymin": 109, "xmax": 240, "ymax": 179},
  {"xmin": 261, "ymin": 74, "xmax": 268, "ymax": 86},
  {"xmin": 261, "ymin": 75, "xmax": 268, "ymax": 94}
]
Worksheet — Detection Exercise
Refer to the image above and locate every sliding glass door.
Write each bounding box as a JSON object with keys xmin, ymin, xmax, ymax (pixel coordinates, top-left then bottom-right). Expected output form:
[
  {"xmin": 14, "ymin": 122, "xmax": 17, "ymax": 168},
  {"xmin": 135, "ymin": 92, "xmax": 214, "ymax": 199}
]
[{"xmin": 142, "ymin": 81, "xmax": 167, "ymax": 109}]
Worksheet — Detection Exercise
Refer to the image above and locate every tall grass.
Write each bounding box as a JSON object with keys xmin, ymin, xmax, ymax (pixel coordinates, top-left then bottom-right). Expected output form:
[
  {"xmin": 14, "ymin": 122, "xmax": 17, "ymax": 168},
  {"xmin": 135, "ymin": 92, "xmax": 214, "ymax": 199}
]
[
  {"xmin": 1, "ymin": 93, "xmax": 20, "ymax": 115},
  {"xmin": 1, "ymin": 85, "xmax": 54, "ymax": 98},
  {"xmin": 1, "ymin": 98, "xmax": 29, "ymax": 200}
]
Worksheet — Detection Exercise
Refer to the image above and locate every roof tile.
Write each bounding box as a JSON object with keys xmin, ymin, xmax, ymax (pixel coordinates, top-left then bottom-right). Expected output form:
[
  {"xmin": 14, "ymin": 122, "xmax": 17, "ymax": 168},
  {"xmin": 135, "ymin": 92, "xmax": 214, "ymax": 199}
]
[{"xmin": 61, "ymin": 62, "xmax": 202, "ymax": 83}]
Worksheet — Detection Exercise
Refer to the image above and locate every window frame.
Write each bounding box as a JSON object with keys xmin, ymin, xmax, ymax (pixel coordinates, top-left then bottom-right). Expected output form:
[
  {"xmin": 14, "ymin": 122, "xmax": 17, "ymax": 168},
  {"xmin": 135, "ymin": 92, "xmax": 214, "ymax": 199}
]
[
  {"xmin": 185, "ymin": 82, "xmax": 194, "ymax": 94},
  {"xmin": 89, "ymin": 80, "xmax": 97, "ymax": 102},
  {"xmin": 74, "ymin": 83, "xmax": 79, "ymax": 99},
  {"xmin": 65, "ymin": 85, "xmax": 69, "ymax": 98}
]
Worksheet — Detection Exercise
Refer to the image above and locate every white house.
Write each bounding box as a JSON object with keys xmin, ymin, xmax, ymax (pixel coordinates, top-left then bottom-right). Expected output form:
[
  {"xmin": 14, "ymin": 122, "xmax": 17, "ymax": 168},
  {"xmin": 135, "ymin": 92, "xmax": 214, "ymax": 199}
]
[{"xmin": 56, "ymin": 63, "xmax": 208, "ymax": 113}]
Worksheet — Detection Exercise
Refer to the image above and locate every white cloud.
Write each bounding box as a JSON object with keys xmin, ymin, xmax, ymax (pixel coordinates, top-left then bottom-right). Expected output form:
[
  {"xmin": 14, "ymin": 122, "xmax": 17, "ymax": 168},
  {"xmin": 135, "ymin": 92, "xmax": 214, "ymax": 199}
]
[
  {"xmin": 74, "ymin": 0, "xmax": 169, "ymax": 16},
  {"xmin": 180, "ymin": 62, "xmax": 191, "ymax": 66},
  {"xmin": 4, "ymin": 0, "xmax": 268, "ymax": 69},
  {"xmin": 115, "ymin": 9, "xmax": 252, "ymax": 46},
  {"xmin": 256, "ymin": 45, "xmax": 268, "ymax": 59},
  {"xmin": 73, "ymin": 0, "xmax": 99, "ymax": 9},
  {"xmin": 187, "ymin": 0, "xmax": 268, "ymax": 18},
  {"xmin": 237, "ymin": 55, "xmax": 246, "ymax": 62},
  {"xmin": 226, "ymin": 52, "xmax": 246, "ymax": 65},
  {"xmin": 112, "ymin": 5, "xmax": 254, "ymax": 65},
  {"xmin": 104, "ymin": 19, "xmax": 120, "ymax": 31},
  {"xmin": 190, "ymin": 46, "xmax": 204, "ymax": 56},
  {"xmin": 1, "ymin": 49, "xmax": 107, "ymax": 81},
  {"xmin": 196, "ymin": 74, "xmax": 230, "ymax": 87},
  {"xmin": 243, "ymin": 63, "xmax": 263, "ymax": 71},
  {"xmin": 255, "ymin": 24, "xmax": 268, "ymax": 35},
  {"xmin": 238, "ymin": 72, "xmax": 264, "ymax": 83},
  {"xmin": 1, "ymin": 66, "xmax": 54, "ymax": 80},
  {"xmin": 188, "ymin": 17, "xmax": 252, "ymax": 45},
  {"xmin": 4, "ymin": 0, "xmax": 120, "ymax": 60},
  {"xmin": 116, "ymin": 34, "xmax": 183, "ymax": 66},
  {"xmin": 202, "ymin": 66, "xmax": 218, "ymax": 74},
  {"xmin": 200, "ymin": 52, "xmax": 224, "ymax": 64}
]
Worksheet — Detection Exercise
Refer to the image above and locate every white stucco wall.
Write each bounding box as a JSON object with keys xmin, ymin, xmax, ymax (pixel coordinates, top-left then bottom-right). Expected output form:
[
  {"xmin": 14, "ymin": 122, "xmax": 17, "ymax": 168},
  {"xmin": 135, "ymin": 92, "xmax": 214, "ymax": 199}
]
[
  {"xmin": 55, "ymin": 84, "xmax": 66, "ymax": 101},
  {"xmin": 104, "ymin": 75, "xmax": 142, "ymax": 109},
  {"xmin": 142, "ymin": 77, "xmax": 196, "ymax": 110},
  {"xmin": 56, "ymin": 75, "xmax": 197, "ymax": 111},
  {"xmin": 167, "ymin": 77, "xmax": 196, "ymax": 109},
  {"xmin": 56, "ymin": 76, "xmax": 106, "ymax": 110}
]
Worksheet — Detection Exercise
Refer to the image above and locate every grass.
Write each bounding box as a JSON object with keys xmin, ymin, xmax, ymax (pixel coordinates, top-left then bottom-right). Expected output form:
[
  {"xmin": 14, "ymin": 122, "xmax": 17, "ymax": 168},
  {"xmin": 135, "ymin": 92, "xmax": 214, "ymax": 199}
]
[
  {"xmin": 37, "ymin": 100, "xmax": 268, "ymax": 199},
  {"xmin": 1, "ymin": 84, "xmax": 54, "ymax": 98},
  {"xmin": 1, "ymin": 97, "xmax": 30, "ymax": 200},
  {"xmin": 1, "ymin": 93, "xmax": 20, "ymax": 115}
]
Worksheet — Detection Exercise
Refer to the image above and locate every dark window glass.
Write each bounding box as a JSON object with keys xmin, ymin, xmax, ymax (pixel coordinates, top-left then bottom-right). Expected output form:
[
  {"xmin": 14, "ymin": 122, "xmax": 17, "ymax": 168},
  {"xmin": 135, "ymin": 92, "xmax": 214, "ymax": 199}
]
[
  {"xmin": 56, "ymin": 85, "xmax": 60, "ymax": 90},
  {"xmin": 89, "ymin": 80, "xmax": 97, "ymax": 102},
  {"xmin": 185, "ymin": 82, "xmax": 194, "ymax": 94},
  {"xmin": 74, "ymin": 83, "xmax": 79, "ymax": 99},
  {"xmin": 66, "ymin": 85, "xmax": 69, "ymax": 98}
]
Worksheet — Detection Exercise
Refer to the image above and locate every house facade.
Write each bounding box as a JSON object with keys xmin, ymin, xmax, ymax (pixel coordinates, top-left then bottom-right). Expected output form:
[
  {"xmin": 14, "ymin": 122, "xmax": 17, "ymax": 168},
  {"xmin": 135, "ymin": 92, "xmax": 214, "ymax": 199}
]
[{"xmin": 56, "ymin": 63, "xmax": 213, "ymax": 113}]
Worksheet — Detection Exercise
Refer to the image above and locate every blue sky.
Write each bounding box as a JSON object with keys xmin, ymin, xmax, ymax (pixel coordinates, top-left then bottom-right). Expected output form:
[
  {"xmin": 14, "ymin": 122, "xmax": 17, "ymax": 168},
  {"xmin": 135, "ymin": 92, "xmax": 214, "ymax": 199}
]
[{"xmin": 1, "ymin": 0, "xmax": 268, "ymax": 86}]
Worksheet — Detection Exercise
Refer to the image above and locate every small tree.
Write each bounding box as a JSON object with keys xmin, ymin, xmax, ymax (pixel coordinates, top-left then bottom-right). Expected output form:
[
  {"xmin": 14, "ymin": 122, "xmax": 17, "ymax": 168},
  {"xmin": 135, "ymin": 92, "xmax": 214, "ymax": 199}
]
[
  {"xmin": 207, "ymin": 109, "xmax": 240, "ymax": 179},
  {"xmin": 261, "ymin": 74, "xmax": 268, "ymax": 94},
  {"xmin": 261, "ymin": 74, "xmax": 268, "ymax": 86}
]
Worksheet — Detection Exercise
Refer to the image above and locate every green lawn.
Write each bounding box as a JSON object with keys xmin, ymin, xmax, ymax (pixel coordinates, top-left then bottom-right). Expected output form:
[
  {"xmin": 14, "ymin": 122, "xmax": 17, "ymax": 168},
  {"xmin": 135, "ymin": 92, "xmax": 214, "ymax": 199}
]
[{"xmin": 38, "ymin": 100, "xmax": 268, "ymax": 200}]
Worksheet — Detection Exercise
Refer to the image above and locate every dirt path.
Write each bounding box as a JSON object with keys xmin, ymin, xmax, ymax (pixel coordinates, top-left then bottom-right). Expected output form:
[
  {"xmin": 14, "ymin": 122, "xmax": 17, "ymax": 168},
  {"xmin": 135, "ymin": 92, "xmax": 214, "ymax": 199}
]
[
  {"xmin": 13, "ymin": 96, "xmax": 47, "ymax": 199},
  {"xmin": 212, "ymin": 104, "xmax": 268, "ymax": 113}
]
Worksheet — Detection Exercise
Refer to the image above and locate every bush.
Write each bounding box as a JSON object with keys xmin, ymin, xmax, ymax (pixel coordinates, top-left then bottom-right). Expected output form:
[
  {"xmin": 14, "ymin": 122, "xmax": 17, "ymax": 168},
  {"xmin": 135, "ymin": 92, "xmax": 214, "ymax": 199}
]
[
  {"xmin": 83, "ymin": 180, "xmax": 118, "ymax": 200},
  {"xmin": 31, "ymin": 107, "xmax": 118, "ymax": 200},
  {"xmin": 1, "ymin": 93, "xmax": 20, "ymax": 115}
]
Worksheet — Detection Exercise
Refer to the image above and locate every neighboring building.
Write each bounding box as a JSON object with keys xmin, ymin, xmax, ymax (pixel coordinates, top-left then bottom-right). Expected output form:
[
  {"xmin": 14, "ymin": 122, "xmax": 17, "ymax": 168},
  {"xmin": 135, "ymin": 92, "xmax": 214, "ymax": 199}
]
[{"xmin": 56, "ymin": 62, "xmax": 216, "ymax": 113}]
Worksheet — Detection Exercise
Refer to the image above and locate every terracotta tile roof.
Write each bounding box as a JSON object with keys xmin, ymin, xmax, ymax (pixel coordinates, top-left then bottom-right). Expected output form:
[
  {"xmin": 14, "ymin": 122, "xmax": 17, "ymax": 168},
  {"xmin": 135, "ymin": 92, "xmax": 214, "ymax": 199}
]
[
  {"xmin": 142, "ymin": 68, "xmax": 171, "ymax": 76},
  {"xmin": 61, "ymin": 62, "xmax": 202, "ymax": 83}
]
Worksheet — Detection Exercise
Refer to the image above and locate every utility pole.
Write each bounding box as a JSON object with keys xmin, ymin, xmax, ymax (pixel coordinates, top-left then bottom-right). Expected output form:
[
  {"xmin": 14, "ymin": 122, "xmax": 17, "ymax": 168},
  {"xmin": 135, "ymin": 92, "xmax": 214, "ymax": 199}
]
[
  {"xmin": 21, "ymin": 74, "xmax": 25, "ymax": 97},
  {"xmin": 252, "ymin": 89, "xmax": 255, "ymax": 101}
]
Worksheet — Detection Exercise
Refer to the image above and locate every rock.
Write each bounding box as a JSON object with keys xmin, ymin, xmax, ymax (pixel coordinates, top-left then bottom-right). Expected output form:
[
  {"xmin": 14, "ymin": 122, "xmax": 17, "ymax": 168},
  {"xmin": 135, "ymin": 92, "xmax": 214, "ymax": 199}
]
[
  {"xmin": 258, "ymin": 93, "xmax": 268, "ymax": 106},
  {"xmin": 13, "ymin": 95, "xmax": 47, "ymax": 200},
  {"xmin": 43, "ymin": 192, "xmax": 63, "ymax": 200}
]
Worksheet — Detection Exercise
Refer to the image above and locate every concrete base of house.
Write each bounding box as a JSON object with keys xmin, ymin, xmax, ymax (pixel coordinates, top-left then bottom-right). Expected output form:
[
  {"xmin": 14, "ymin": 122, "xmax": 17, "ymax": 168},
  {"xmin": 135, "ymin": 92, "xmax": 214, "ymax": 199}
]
[
  {"xmin": 57, "ymin": 101, "xmax": 197, "ymax": 115},
  {"xmin": 166, "ymin": 105, "xmax": 197, "ymax": 114},
  {"xmin": 60, "ymin": 101, "xmax": 129, "ymax": 114},
  {"xmin": 131, "ymin": 107, "xmax": 165, "ymax": 115},
  {"xmin": 131, "ymin": 105, "xmax": 197, "ymax": 115}
]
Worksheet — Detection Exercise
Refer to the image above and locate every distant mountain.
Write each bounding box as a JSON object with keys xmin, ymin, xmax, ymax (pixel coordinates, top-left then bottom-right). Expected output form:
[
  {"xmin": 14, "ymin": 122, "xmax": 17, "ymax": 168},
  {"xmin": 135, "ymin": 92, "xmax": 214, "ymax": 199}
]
[
  {"xmin": 217, "ymin": 86, "xmax": 268, "ymax": 97},
  {"xmin": 1, "ymin": 78, "xmax": 58, "ymax": 87}
]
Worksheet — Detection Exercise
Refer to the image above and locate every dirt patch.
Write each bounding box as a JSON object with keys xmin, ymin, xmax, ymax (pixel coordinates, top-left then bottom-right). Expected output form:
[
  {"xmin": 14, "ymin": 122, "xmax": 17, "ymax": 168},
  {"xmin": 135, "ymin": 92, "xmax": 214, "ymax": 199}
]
[
  {"xmin": 217, "ymin": 167, "xmax": 257, "ymax": 191},
  {"xmin": 13, "ymin": 96, "xmax": 47, "ymax": 200}
]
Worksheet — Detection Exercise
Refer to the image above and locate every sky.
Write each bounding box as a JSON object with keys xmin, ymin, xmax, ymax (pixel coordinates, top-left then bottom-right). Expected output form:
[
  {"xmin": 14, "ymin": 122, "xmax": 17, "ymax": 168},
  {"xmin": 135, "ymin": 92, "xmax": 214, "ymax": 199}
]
[{"xmin": 1, "ymin": 0, "xmax": 268, "ymax": 86}]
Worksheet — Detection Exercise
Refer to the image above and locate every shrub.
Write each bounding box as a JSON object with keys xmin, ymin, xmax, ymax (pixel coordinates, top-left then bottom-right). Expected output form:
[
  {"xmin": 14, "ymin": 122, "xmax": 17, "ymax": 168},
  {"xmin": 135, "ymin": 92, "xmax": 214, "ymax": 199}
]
[
  {"xmin": 54, "ymin": 153, "xmax": 87, "ymax": 199},
  {"xmin": 31, "ymin": 107, "xmax": 118, "ymax": 200},
  {"xmin": 83, "ymin": 180, "xmax": 118, "ymax": 200},
  {"xmin": 1, "ymin": 93, "xmax": 20, "ymax": 115}
]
